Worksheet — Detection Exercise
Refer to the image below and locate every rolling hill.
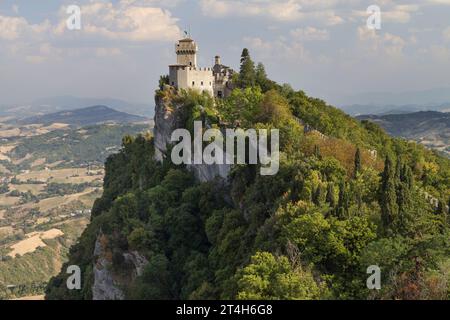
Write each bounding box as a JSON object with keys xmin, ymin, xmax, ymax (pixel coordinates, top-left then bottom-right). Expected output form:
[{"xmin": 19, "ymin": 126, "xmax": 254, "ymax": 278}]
[
  {"xmin": 0, "ymin": 96, "xmax": 154, "ymax": 118},
  {"xmin": 19, "ymin": 106, "xmax": 148, "ymax": 126},
  {"xmin": 0, "ymin": 118, "xmax": 150, "ymax": 299},
  {"xmin": 357, "ymin": 111, "xmax": 450, "ymax": 157}
]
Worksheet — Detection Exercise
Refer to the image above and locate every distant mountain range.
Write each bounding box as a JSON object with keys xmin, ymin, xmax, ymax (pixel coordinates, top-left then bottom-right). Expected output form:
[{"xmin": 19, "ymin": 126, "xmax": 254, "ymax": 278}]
[
  {"xmin": 335, "ymin": 87, "xmax": 450, "ymax": 107},
  {"xmin": 341, "ymin": 103, "xmax": 450, "ymax": 116},
  {"xmin": 0, "ymin": 96, "xmax": 154, "ymax": 118},
  {"xmin": 357, "ymin": 111, "xmax": 450, "ymax": 157},
  {"xmin": 18, "ymin": 105, "xmax": 149, "ymax": 126}
]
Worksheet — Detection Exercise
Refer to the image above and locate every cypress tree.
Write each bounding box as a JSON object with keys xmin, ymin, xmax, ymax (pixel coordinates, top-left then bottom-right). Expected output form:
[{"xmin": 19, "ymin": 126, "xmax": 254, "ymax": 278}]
[
  {"xmin": 255, "ymin": 62, "xmax": 268, "ymax": 91},
  {"xmin": 314, "ymin": 144, "xmax": 321, "ymax": 159},
  {"xmin": 239, "ymin": 48, "xmax": 256, "ymax": 88},
  {"xmin": 380, "ymin": 156, "xmax": 399, "ymax": 230},
  {"xmin": 240, "ymin": 48, "xmax": 250, "ymax": 64},
  {"xmin": 337, "ymin": 182, "xmax": 349, "ymax": 218},
  {"xmin": 326, "ymin": 183, "xmax": 336, "ymax": 208},
  {"xmin": 436, "ymin": 199, "xmax": 448, "ymax": 232},
  {"xmin": 354, "ymin": 148, "xmax": 362, "ymax": 178},
  {"xmin": 395, "ymin": 157, "xmax": 402, "ymax": 181},
  {"xmin": 313, "ymin": 185, "xmax": 322, "ymax": 206},
  {"xmin": 396, "ymin": 163, "xmax": 414, "ymax": 232}
]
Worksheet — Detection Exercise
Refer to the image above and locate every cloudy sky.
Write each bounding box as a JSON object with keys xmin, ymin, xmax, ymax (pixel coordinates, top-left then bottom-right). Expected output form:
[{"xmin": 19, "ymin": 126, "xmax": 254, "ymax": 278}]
[{"xmin": 1, "ymin": 0, "xmax": 450, "ymax": 107}]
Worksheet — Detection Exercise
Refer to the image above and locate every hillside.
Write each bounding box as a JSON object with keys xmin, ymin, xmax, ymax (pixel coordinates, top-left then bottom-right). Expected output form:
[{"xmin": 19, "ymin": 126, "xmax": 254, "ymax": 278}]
[
  {"xmin": 0, "ymin": 118, "xmax": 150, "ymax": 299},
  {"xmin": 18, "ymin": 106, "xmax": 148, "ymax": 126},
  {"xmin": 9, "ymin": 123, "xmax": 150, "ymax": 168},
  {"xmin": 357, "ymin": 111, "xmax": 450, "ymax": 157},
  {"xmin": 45, "ymin": 52, "xmax": 450, "ymax": 300}
]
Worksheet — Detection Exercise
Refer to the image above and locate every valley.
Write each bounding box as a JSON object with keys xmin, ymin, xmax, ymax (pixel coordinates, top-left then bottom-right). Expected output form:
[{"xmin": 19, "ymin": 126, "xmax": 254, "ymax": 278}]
[
  {"xmin": 0, "ymin": 109, "xmax": 151, "ymax": 299},
  {"xmin": 357, "ymin": 111, "xmax": 450, "ymax": 157}
]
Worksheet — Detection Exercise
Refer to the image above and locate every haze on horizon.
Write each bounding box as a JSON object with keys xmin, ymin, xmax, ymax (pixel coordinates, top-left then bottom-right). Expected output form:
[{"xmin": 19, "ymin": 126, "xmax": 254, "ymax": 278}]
[{"xmin": 1, "ymin": 0, "xmax": 450, "ymax": 108}]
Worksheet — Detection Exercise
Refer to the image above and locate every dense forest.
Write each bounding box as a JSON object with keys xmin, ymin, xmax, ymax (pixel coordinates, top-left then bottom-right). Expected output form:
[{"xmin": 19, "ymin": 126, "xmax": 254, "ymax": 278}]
[{"xmin": 46, "ymin": 49, "xmax": 450, "ymax": 300}]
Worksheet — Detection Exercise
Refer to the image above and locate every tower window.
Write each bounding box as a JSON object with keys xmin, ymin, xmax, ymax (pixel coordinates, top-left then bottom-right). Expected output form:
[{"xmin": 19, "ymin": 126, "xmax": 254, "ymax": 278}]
[
  {"xmin": 192, "ymin": 81, "xmax": 195, "ymax": 86},
  {"xmin": 201, "ymin": 81, "xmax": 204, "ymax": 86}
]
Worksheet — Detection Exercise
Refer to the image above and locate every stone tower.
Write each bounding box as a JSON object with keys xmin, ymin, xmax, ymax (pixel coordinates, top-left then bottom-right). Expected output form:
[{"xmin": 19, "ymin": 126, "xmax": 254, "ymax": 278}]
[
  {"xmin": 175, "ymin": 38, "xmax": 198, "ymax": 67},
  {"xmin": 168, "ymin": 37, "xmax": 234, "ymax": 98}
]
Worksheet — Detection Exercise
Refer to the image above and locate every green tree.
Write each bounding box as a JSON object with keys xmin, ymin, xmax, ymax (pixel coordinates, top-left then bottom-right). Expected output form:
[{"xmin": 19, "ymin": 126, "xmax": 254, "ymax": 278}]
[
  {"xmin": 326, "ymin": 183, "xmax": 336, "ymax": 208},
  {"xmin": 238, "ymin": 48, "xmax": 256, "ymax": 88},
  {"xmin": 131, "ymin": 254, "xmax": 172, "ymax": 299},
  {"xmin": 379, "ymin": 156, "xmax": 399, "ymax": 231},
  {"xmin": 313, "ymin": 185, "xmax": 323, "ymax": 206},
  {"xmin": 314, "ymin": 145, "xmax": 321, "ymax": 159},
  {"xmin": 337, "ymin": 182, "xmax": 349, "ymax": 219},
  {"xmin": 236, "ymin": 252, "xmax": 323, "ymax": 300},
  {"xmin": 255, "ymin": 62, "xmax": 276, "ymax": 92},
  {"xmin": 284, "ymin": 213, "xmax": 376, "ymax": 275},
  {"xmin": 256, "ymin": 89, "xmax": 292, "ymax": 125},
  {"xmin": 436, "ymin": 199, "xmax": 446, "ymax": 216},
  {"xmin": 255, "ymin": 63, "xmax": 267, "ymax": 84},
  {"xmin": 354, "ymin": 148, "xmax": 361, "ymax": 178},
  {"xmin": 396, "ymin": 164, "xmax": 414, "ymax": 233},
  {"xmin": 159, "ymin": 74, "xmax": 170, "ymax": 90}
]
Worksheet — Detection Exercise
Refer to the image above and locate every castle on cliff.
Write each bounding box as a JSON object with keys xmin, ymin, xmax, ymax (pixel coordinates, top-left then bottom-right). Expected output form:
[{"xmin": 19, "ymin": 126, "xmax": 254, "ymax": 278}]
[{"xmin": 169, "ymin": 37, "xmax": 235, "ymax": 98}]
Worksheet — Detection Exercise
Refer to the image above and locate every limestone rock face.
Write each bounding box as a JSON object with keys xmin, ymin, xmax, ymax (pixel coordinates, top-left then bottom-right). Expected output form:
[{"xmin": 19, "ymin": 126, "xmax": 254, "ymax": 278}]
[
  {"xmin": 153, "ymin": 87, "xmax": 185, "ymax": 162},
  {"xmin": 92, "ymin": 236, "xmax": 125, "ymax": 300},
  {"xmin": 92, "ymin": 235, "xmax": 148, "ymax": 300},
  {"xmin": 123, "ymin": 251, "xmax": 148, "ymax": 278},
  {"xmin": 153, "ymin": 87, "xmax": 231, "ymax": 182}
]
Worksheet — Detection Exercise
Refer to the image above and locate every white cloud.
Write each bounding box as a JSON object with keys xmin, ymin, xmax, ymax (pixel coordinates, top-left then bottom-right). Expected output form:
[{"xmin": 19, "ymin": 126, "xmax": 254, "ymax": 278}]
[
  {"xmin": 352, "ymin": 4, "xmax": 419, "ymax": 24},
  {"xmin": 242, "ymin": 35, "xmax": 332, "ymax": 65},
  {"xmin": 200, "ymin": 0, "xmax": 301, "ymax": 21},
  {"xmin": 0, "ymin": 1, "xmax": 181, "ymax": 65},
  {"xmin": 95, "ymin": 47, "xmax": 123, "ymax": 57},
  {"xmin": 119, "ymin": 0, "xmax": 183, "ymax": 7},
  {"xmin": 357, "ymin": 26, "xmax": 407, "ymax": 57},
  {"xmin": 55, "ymin": 2, "xmax": 181, "ymax": 42},
  {"xmin": 290, "ymin": 27, "xmax": 329, "ymax": 41},
  {"xmin": 1, "ymin": 1, "xmax": 181, "ymax": 43},
  {"xmin": 427, "ymin": 0, "xmax": 450, "ymax": 5},
  {"xmin": 200, "ymin": 0, "xmax": 344, "ymax": 25},
  {"xmin": 0, "ymin": 15, "xmax": 50, "ymax": 40}
]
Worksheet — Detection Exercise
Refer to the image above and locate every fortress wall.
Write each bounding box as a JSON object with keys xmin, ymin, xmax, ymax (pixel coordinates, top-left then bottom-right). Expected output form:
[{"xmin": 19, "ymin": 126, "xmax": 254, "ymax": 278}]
[{"xmin": 170, "ymin": 66, "xmax": 214, "ymax": 96}]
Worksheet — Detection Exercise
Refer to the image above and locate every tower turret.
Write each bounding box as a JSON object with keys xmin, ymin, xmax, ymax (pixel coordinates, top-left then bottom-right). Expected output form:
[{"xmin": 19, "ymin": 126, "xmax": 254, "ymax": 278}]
[{"xmin": 175, "ymin": 38, "xmax": 198, "ymax": 67}]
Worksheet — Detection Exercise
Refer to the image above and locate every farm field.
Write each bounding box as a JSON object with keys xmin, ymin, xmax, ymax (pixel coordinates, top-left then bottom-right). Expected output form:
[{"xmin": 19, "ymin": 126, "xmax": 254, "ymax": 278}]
[{"xmin": 0, "ymin": 117, "xmax": 149, "ymax": 299}]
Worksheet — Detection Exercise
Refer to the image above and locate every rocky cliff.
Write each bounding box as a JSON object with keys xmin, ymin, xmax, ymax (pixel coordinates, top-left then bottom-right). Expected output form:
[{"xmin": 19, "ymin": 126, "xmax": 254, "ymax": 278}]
[
  {"xmin": 153, "ymin": 86, "xmax": 231, "ymax": 182},
  {"xmin": 92, "ymin": 234, "xmax": 148, "ymax": 300}
]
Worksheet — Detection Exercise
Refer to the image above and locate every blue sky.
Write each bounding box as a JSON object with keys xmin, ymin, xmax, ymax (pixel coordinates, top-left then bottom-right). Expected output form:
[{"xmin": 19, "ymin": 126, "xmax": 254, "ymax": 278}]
[{"xmin": 1, "ymin": 0, "xmax": 450, "ymax": 107}]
